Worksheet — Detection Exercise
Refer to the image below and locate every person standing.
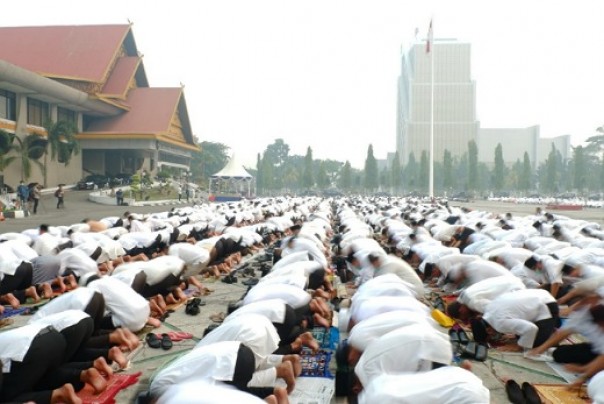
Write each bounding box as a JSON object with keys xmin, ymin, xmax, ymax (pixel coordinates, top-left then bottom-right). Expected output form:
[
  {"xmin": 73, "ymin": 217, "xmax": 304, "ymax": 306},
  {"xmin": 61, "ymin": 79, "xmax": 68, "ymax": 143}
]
[
  {"xmin": 55, "ymin": 185, "xmax": 65, "ymax": 209},
  {"xmin": 32, "ymin": 184, "xmax": 41, "ymax": 214},
  {"xmin": 16, "ymin": 181, "xmax": 29, "ymax": 213},
  {"xmin": 116, "ymin": 188, "xmax": 124, "ymax": 206}
]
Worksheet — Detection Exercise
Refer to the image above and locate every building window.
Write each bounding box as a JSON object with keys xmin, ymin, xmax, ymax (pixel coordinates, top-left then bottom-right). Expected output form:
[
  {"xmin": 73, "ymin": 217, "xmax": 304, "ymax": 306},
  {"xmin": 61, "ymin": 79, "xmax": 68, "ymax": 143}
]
[
  {"xmin": 57, "ymin": 107, "xmax": 77, "ymax": 126},
  {"xmin": 0, "ymin": 89, "xmax": 16, "ymax": 121},
  {"xmin": 27, "ymin": 98, "xmax": 50, "ymax": 127}
]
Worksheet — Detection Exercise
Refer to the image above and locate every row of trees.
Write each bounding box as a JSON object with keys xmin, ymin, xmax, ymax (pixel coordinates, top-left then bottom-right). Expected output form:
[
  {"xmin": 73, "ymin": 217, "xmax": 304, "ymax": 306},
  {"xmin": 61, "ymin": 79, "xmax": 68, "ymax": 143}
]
[
  {"xmin": 251, "ymin": 130, "xmax": 604, "ymax": 196},
  {"xmin": 0, "ymin": 120, "xmax": 79, "ymax": 187}
]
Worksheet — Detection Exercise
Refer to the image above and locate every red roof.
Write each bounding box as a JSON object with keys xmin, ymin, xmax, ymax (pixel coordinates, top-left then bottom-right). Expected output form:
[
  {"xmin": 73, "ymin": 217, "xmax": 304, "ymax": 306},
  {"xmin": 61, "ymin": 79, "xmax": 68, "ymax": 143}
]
[
  {"xmin": 0, "ymin": 25, "xmax": 131, "ymax": 82},
  {"xmin": 101, "ymin": 57, "xmax": 141, "ymax": 96},
  {"xmin": 86, "ymin": 88, "xmax": 182, "ymax": 134}
]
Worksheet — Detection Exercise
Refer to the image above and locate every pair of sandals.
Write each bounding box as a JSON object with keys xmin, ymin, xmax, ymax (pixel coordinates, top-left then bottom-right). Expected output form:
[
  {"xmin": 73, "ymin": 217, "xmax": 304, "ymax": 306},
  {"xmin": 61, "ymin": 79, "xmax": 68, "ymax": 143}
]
[
  {"xmin": 185, "ymin": 298, "xmax": 205, "ymax": 316},
  {"xmin": 222, "ymin": 274, "xmax": 238, "ymax": 284},
  {"xmin": 146, "ymin": 333, "xmax": 173, "ymax": 350},
  {"xmin": 505, "ymin": 380, "xmax": 542, "ymax": 404},
  {"xmin": 450, "ymin": 328, "xmax": 488, "ymax": 362}
]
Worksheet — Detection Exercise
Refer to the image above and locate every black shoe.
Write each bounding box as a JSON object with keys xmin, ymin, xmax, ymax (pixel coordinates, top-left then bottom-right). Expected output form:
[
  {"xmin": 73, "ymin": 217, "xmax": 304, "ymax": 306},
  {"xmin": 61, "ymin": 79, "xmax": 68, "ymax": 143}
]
[
  {"xmin": 222, "ymin": 274, "xmax": 237, "ymax": 284},
  {"xmin": 505, "ymin": 380, "xmax": 526, "ymax": 404},
  {"xmin": 522, "ymin": 382, "xmax": 541, "ymax": 404},
  {"xmin": 242, "ymin": 278, "xmax": 259, "ymax": 286}
]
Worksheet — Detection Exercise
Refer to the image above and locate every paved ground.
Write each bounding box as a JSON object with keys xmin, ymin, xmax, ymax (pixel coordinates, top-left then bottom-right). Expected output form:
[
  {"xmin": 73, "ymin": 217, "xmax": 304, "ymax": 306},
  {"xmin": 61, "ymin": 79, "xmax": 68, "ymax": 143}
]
[{"xmin": 1, "ymin": 195, "xmax": 599, "ymax": 403}]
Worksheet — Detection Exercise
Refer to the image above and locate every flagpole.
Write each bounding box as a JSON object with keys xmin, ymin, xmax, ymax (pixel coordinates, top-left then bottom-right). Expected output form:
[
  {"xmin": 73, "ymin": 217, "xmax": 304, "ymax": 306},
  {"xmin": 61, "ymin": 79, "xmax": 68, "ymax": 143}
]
[{"xmin": 429, "ymin": 21, "xmax": 435, "ymax": 199}]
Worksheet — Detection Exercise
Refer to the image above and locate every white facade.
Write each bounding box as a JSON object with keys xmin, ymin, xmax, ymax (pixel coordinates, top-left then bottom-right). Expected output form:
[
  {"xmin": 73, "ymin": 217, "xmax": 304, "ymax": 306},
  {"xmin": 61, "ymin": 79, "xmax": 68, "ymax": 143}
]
[{"xmin": 397, "ymin": 40, "xmax": 479, "ymax": 164}]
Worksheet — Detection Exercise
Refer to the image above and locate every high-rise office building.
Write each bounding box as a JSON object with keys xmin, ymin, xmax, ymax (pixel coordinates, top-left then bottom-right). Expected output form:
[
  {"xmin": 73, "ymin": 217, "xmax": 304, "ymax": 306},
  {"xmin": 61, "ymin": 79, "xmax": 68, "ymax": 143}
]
[{"xmin": 396, "ymin": 40, "xmax": 480, "ymax": 164}]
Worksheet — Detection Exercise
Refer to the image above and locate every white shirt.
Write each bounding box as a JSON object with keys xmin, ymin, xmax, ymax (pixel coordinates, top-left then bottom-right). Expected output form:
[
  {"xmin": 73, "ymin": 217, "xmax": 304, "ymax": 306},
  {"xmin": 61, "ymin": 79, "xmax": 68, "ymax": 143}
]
[
  {"xmin": 562, "ymin": 306, "xmax": 604, "ymax": 354},
  {"xmin": 168, "ymin": 243, "xmax": 210, "ymax": 267},
  {"xmin": 458, "ymin": 275, "xmax": 526, "ymax": 313},
  {"xmin": 31, "ymin": 287, "xmax": 96, "ymax": 321},
  {"xmin": 374, "ymin": 255, "xmax": 424, "ymax": 296},
  {"xmin": 88, "ymin": 276, "xmax": 150, "ymax": 331},
  {"xmin": 349, "ymin": 310, "xmax": 438, "ymax": 352},
  {"xmin": 57, "ymin": 248, "xmax": 98, "ymax": 277},
  {"xmin": 359, "ymin": 367, "xmax": 490, "ymax": 404},
  {"xmin": 243, "ymin": 283, "xmax": 311, "ymax": 309},
  {"xmin": 150, "ymin": 341, "xmax": 240, "ymax": 397},
  {"xmin": 355, "ymin": 323, "xmax": 452, "ymax": 387},
  {"xmin": 483, "ymin": 289, "xmax": 556, "ymax": 348},
  {"xmin": 157, "ymin": 379, "xmax": 265, "ymax": 404},
  {"xmin": 0, "ymin": 323, "xmax": 52, "ymax": 372},
  {"xmin": 351, "ymin": 295, "xmax": 430, "ymax": 325},
  {"xmin": 29, "ymin": 309, "xmax": 90, "ymax": 332},
  {"xmin": 225, "ymin": 299, "xmax": 287, "ymax": 324}
]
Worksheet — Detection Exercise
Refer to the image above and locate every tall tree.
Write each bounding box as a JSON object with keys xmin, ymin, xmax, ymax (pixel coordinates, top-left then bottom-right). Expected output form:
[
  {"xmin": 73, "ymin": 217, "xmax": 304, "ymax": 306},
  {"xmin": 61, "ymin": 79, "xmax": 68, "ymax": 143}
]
[
  {"xmin": 316, "ymin": 161, "xmax": 329, "ymax": 189},
  {"xmin": 521, "ymin": 152, "xmax": 532, "ymax": 191},
  {"xmin": 442, "ymin": 149, "xmax": 454, "ymax": 190},
  {"xmin": 13, "ymin": 134, "xmax": 46, "ymax": 181},
  {"xmin": 0, "ymin": 129, "xmax": 17, "ymax": 173},
  {"xmin": 419, "ymin": 150, "xmax": 429, "ymax": 191},
  {"xmin": 43, "ymin": 119, "xmax": 79, "ymax": 187},
  {"xmin": 573, "ymin": 145, "xmax": 587, "ymax": 192},
  {"xmin": 390, "ymin": 152, "xmax": 402, "ymax": 192},
  {"xmin": 468, "ymin": 140, "xmax": 478, "ymax": 191},
  {"xmin": 493, "ymin": 143, "xmax": 505, "ymax": 190},
  {"xmin": 302, "ymin": 146, "xmax": 314, "ymax": 189},
  {"xmin": 340, "ymin": 161, "xmax": 352, "ymax": 190},
  {"xmin": 190, "ymin": 141, "xmax": 230, "ymax": 186},
  {"xmin": 264, "ymin": 138, "xmax": 290, "ymax": 168},
  {"xmin": 363, "ymin": 144, "xmax": 378, "ymax": 191},
  {"xmin": 255, "ymin": 153, "xmax": 263, "ymax": 193},
  {"xmin": 545, "ymin": 144, "xmax": 558, "ymax": 193},
  {"xmin": 261, "ymin": 152, "xmax": 274, "ymax": 192}
]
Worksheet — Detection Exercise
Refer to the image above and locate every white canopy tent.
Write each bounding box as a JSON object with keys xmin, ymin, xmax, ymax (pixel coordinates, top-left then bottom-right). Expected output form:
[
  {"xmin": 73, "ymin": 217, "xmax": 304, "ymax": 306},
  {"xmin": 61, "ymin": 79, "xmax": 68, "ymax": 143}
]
[{"xmin": 208, "ymin": 154, "xmax": 254, "ymax": 201}]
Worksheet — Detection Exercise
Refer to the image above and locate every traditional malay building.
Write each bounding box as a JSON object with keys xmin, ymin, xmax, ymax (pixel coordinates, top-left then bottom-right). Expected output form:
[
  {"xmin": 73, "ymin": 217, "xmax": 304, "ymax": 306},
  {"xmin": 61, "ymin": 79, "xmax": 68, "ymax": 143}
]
[{"xmin": 0, "ymin": 24, "xmax": 198, "ymax": 189}]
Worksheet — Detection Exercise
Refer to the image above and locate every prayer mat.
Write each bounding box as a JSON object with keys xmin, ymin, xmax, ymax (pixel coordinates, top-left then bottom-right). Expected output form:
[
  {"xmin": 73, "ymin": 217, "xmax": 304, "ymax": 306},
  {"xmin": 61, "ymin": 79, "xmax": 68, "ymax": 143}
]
[
  {"xmin": 0, "ymin": 306, "xmax": 27, "ymax": 319},
  {"xmin": 300, "ymin": 349, "xmax": 333, "ymax": 378},
  {"xmin": 533, "ymin": 383, "xmax": 590, "ymax": 403},
  {"xmin": 77, "ymin": 371, "xmax": 141, "ymax": 404},
  {"xmin": 0, "ymin": 318, "xmax": 14, "ymax": 329}
]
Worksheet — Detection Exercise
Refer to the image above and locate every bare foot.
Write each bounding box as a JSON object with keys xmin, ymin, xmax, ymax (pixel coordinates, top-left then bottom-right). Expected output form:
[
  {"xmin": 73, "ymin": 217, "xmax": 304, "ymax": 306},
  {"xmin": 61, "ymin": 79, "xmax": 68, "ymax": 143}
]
[
  {"xmin": 1, "ymin": 293, "xmax": 20, "ymax": 308},
  {"xmin": 165, "ymin": 294, "xmax": 178, "ymax": 305},
  {"xmin": 275, "ymin": 361, "xmax": 296, "ymax": 394},
  {"xmin": 150, "ymin": 300, "xmax": 165, "ymax": 317},
  {"xmin": 25, "ymin": 286, "xmax": 41, "ymax": 303},
  {"xmin": 120, "ymin": 328, "xmax": 141, "ymax": 350},
  {"xmin": 187, "ymin": 276, "xmax": 204, "ymax": 290},
  {"xmin": 147, "ymin": 317, "xmax": 161, "ymax": 328},
  {"xmin": 39, "ymin": 283, "xmax": 53, "ymax": 299},
  {"xmin": 51, "ymin": 383, "xmax": 82, "ymax": 404},
  {"xmin": 80, "ymin": 368, "xmax": 108, "ymax": 394},
  {"xmin": 93, "ymin": 357, "xmax": 113, "ymax": 378},
  {"xmin": 264, "ymin": 396, "xmax": 277, "ymax": 404},
  {"xmin": 313, "ymin": 313, "xmax": 331, "ymax": 328},
  {"xmin": 296, "ymin": 332, "xmax": 319, "ymax": 353},
  {"xmin": 66, "ymin": 274, "xmax": 78, "ymax": 290},
  {"xmin": 55, "ymin": 276, "xmax": 67, "ymax": 293},
  {"xmin": 460, "ymin": 360, "xmax": 473, "ymax": 371},
  {"xmin": 172, "ymin": 287, "xmax": 187, "ymax": 302},
  {"xmin": 273, "ymin": 386, "xmax": 290, "ymax": 404},
  {"xmin": 283, "ymin": 354, "xmax": 302, "ymax": 376},
  {"xmin": 108, "ymin": 346, "xmax": 128, "ymax": 369},
  {"xmin": 0, "ymin": 305, "xmax": 3, "ymax": 315}
]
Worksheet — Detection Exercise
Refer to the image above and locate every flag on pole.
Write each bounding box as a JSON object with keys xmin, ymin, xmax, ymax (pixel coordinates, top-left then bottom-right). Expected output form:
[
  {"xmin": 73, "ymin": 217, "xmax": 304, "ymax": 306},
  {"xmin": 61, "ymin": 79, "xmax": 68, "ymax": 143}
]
[{"xmin": 426, "ymin": 19, "xmax": 433, "ymax": 53}]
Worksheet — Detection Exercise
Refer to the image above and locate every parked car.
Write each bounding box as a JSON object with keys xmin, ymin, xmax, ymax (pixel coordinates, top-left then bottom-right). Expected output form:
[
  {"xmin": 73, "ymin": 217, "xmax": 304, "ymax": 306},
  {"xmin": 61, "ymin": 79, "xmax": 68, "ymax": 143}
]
[
  {"xmin": 109, "ymin": 173, "xmax": 132, "ymax": 187},
  {"xmin": 77, "ymin": 175, "xmax": 109, "ymax": 190}
]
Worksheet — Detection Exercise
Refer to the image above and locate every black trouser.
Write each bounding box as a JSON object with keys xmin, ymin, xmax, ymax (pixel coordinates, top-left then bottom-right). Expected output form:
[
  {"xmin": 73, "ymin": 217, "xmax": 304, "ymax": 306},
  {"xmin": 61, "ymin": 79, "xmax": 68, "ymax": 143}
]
[
  {"xmin": 60, "ymin": 317, "xmax": 95, "ymax": 363},
  {"xmin": 225, "ymin": 344, "xmax": 256, "ymax": 391},
  {"xmin": 0, "ymin": 261, "xmax": 33, "ymax": 303},
  {"xmin": 0, "ymin": 328, "xmax": 65, "ymax": 403},
  {"xmin": 533, "ymin": 318, "xmax": 557, "ymax": 348},
  {"xmin": 546, "ymin": 302, "xmax": 561, "ymax": 328},
  {"xmin": 84, "ymin": 291, "xmax": 106, "ymax": 335},
  {"xmin": 274, "ymin": 304, "xmax": 300, "ymax": 345},
  {"xmin": 33, "ymin": 198, "xmax": 39, "ymax": 214},
  {"xmin": 56, "ymin": 197, "xmax": 64, "ymax": 209},
  {"xmin": 553, "ymin": 343, "xmax": 598, "ymax": 365},
  {"xmin": 130, "ymin": 271, "xmax": 148, "ymax": 295},
  {"xmin": 141, "ymin": 273, "xmax": 180, "ymax": 298}
]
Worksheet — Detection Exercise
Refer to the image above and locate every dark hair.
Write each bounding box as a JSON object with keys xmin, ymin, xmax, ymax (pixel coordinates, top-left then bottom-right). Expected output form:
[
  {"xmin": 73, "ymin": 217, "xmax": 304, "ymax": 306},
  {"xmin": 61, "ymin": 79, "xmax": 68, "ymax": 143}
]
[
  {"xmin": 524, "ymin": 256, "xmax": 539, "ymax": 270},
  {"xmin": 561, "ymin": 264, "xmax": 574, "ymax": 275},
  {"xmin": 424, "ymin": 262, "xmax": 434, "ymax": 279},
  {"xmin": 471, "ymin": 319, "xmax": 489, "ymax": 343},
  {"xmin": 39, "ymin": 224, "xmax": 49, "ymax": 232},
  {"xmin": 368, "ymin": 254, "xmax": 381, "ymax": 264},
  {"xmin": 590, "ymin": 305, "xmax": 604, "ymax": 323},
  {"xmin": 446, "ymin": 301, "xmax": 462, "ymax": 319}
]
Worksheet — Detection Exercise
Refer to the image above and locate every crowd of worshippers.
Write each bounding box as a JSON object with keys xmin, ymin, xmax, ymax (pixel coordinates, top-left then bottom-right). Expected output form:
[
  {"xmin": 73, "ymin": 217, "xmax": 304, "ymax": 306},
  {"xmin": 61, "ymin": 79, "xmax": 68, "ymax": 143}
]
[{"xmin": 4, "ymin": 196, "xmax": 604, "ymax": 402}]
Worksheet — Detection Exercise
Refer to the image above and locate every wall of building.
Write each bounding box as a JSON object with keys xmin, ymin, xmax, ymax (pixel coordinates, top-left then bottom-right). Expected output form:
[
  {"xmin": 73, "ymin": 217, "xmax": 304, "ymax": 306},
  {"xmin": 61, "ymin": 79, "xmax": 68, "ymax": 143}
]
[{"xmin": 478, "ymin": 126, "xmax": 539, "ymax": 167}]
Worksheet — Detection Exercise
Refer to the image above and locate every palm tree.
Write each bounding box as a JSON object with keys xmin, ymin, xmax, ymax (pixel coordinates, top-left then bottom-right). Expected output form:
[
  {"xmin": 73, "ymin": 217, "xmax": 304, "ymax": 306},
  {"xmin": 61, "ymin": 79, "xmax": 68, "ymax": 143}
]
[
  {"xmin": 0, "ymin": 129, "xmax": 17, "ymax": 173},
  {"xmin": 13, "ymin": 134, "xmax": 46, "ymax": 181},
  {"xmin": 43, "ymin": 119, "xmax": 80, "ymax": 187}
]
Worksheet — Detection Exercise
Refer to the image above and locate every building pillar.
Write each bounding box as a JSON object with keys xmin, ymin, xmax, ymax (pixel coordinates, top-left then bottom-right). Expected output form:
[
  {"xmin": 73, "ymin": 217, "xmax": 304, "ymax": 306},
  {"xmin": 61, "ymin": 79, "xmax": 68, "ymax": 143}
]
[
  {"xmin": 14, "ymin": 94, "xmax": 28, "ymax": 137},
  {"xmin": 50, "ymin": 104, "xmax": 58, "ymax": 121}
]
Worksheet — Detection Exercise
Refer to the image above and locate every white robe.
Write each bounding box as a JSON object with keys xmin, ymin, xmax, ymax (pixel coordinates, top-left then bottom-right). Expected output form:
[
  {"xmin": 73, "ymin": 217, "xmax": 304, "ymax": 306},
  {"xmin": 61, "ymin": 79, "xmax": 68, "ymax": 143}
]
[
  {"xmin": 88, "ymin": 277, "xmax": 150, "ymax": 331},
  {"xmin": 31, "ymin": 287, "xmax": 96, "ymax": 321},
  {"xmin": 243, "ymin": 283, "xmax": 311, "ymax": 309},
  {"xmin": 0, "ymin": 323, "xmax": 52, "ymax": 372},
  {"xmin": 359, "ymin": 367, "xmax": 490, "ymax": 404},
  {"xmin": 150, "ymin": 341, "xmax": 240, "ymax": 397},
  {"xmin": 355, "ymin": 323, "xmax": 452, "ymax": 387},
  {"xmin": 157, "ymin": 379, "xmax": 265, "ymax": 404}
]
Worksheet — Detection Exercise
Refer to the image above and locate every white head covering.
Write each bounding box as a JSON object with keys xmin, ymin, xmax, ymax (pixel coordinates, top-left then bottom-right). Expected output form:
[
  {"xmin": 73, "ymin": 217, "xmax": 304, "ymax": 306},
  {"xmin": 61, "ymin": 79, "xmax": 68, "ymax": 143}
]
[
  {"xmin": 355, "ymin": 323, "xmax": 452, "ymax": 387},
  {"xmin": 150, "ymin": 341, "xmax": 241, "ymax": 397},
  {"xmin": 196, "ymin": 314, "xmax": 280, "ymax": 366},
  {"xmin": 359, "ymin": 367, "xmax": 490, "ymax": 404}
]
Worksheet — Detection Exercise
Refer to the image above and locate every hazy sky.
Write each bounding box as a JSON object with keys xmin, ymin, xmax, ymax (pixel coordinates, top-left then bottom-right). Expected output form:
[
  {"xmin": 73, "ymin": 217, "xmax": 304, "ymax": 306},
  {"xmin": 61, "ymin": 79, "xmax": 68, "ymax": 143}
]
[{"xmin": 4, "ymin": 0, "xmax": 604, "ymax": 168}]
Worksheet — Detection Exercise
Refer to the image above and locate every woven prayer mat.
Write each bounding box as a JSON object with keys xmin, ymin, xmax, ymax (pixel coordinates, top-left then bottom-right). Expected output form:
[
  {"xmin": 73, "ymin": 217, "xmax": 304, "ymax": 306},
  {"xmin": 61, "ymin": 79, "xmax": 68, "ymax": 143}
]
[
  {"xmin": 77, "ymin": 372, "xmax": 142, "ymax": 404},
  {"xmin": 533, "ymin": 383, "xmax": 590, "ymax": 404},
  {"xmin": 0, "ymin": 306, "xmax": 27, "ymax": 319}
]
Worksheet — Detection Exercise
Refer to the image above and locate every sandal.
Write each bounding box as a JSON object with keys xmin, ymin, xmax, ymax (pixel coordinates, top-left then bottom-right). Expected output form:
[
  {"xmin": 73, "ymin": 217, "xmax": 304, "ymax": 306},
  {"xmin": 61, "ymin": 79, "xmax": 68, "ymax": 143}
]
[
  {"xmin": 185, "ymin": 298, "xmax": 202, "ymax": 316},
  {"xmin": 505, "ymin": 380, "xmax": 525, "ymax": 404},
  {"xmin": 209, "ymin": 312, "xmax": 225, "ymax": 323},
  {"xmin": 461, "ymin": 342, "xmax": 488, "ymax": 361},
  {"xmin": 146, "ymin": 333, "xmax": 161, "ymax": 349},
  {"xmin": 160, "ymin": 333, "xmax": 173, "ymax": 350}
]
